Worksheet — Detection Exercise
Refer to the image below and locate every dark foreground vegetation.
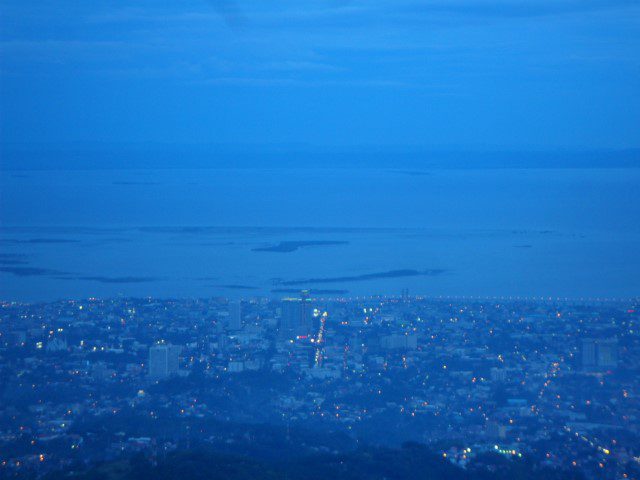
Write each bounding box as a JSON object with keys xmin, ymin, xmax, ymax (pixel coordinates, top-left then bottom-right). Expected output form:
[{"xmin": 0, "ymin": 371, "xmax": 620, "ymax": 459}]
[{"xmin": 38, "ymin": 443, "xmax": 582, "ymax": 480}]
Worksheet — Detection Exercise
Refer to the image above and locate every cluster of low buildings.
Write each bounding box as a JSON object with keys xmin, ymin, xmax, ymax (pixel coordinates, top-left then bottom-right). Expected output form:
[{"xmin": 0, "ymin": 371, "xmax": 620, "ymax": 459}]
[{"xmin": 0, "ymin": 294, "xmax": 638, "ymax": 479}]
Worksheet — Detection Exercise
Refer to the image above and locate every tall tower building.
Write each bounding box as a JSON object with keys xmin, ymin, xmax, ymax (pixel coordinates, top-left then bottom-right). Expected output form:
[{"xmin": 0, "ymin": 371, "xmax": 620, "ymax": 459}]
[
  {"xmin": 280, "ymin": 291, "xmax": 312, "ymax": 337},
  {"xmin": 581, "ymin": 338, "xmax": 618, "ymax": 370},
  {"xmin": 597, "ymin": 339, "xmax": 618, "ymax": 368},
  {"xmin": 228, "ymin": 301, "xmax": 242, "ymax": 331},
  {"xmin": 149, "ymin": 343, "xmax": 181, "ymax": 379},
  {"xmin": 581, "ymin": 339, "xmax": 597, "ymax": 368}
]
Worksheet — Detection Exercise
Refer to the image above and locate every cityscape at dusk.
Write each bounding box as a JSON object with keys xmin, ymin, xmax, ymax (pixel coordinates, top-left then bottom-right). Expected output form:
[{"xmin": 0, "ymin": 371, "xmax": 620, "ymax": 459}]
[
  {"xmin": 1, "ymin": 0, "xmax": 639, "ymax": 479},
  {"xmin": 0, "ymin": 295, "xmax": 639, "ymax": 479}
]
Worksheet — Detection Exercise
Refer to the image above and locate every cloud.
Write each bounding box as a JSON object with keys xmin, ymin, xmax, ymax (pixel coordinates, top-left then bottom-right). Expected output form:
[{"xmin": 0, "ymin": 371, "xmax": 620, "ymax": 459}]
[
  {"xmin": 277, "ymin": 269, "xmax": 446, "ymax": 285},
  {"xmin": 264, "ymin": 60, "xmax": 344, "ymax": 73},
  {"xmin": 76, "ymin": 276, "xmax": 159, "ymax": 283},
  {"xmin": 193, "ymin": 76, "xmax": 415, "ymax": 88},
  {"xmin": 0, "ymin": 254, "xmax": 29, "ymax": 266},
  {"xmin": 394, "ymin": 0, "xmax": 640, "ymax": 19},
  {"xmin": 202, "ymin": 0, "xmax": 246, "ymax": 28},
  {"xmin": 86, "ymin": 1, "xmax": 245, "ymax": 28},
  {"xmin": 0, "ymin": 238, "xmax": 80, "ymax": 244},
  {"xmin": 0, "ymin": 267, "xmax": 71, "ymax": 277},
  {"xmin": 1, "ymin": 0, "xmax": 638, "ymax": 148}
]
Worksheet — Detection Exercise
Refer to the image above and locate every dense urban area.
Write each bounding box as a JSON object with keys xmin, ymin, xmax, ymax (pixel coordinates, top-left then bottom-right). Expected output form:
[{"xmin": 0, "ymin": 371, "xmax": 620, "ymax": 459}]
[{"xmin": 0, "ymin": 293, "xmax": 638, "ymax": 479}]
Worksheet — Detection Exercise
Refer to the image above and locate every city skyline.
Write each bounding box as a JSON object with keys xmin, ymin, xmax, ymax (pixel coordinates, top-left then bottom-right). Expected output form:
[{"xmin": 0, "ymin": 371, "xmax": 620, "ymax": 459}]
[{"xmin": 1, "ymin": 1, "xmax": 639, "ymax": 479}]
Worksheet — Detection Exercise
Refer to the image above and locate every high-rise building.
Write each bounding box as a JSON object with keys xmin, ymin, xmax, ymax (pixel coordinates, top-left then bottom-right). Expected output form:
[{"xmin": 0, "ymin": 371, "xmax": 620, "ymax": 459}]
[
  {"xmin": 581, "ymin": 339, "xmax": 597, "ymax": 368},
  {"xmin": 149, "ymin": 343, "xmax": 181, "ymax": 379},
  {"xmin": 401, "ymin": 288, "xmax": 409, "ymax": 302},
  {"xmin": 581, "ymin": 338, "xmax": 618, "ymax": 370},
  {"xmin": 280, "ymin": 291, "xmax": 312, "ymax": 337},
  {"xmin": 490, "ymin": 367, "xmax": 508, "ymax": 382},
  {"xmin": 228, "ymin": 301, "xmax": 242, "ymax": 331},
  {"xmin": 597, "ymin": 339, "xmax": 618, "ymax": 368}
]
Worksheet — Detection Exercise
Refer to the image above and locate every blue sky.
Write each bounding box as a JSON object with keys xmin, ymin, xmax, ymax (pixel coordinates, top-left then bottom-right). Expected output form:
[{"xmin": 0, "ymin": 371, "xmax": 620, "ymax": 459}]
[{"xmin": 1, "ymin": 0, "xmax": 639, "ymax": 149}]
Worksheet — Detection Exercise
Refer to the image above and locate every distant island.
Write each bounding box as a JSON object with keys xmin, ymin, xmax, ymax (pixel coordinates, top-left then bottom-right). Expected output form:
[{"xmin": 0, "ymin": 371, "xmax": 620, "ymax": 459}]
[
  {"xmin": 271, "ymin": 288, "xmax": 349, "ymax": 295},
  {"xmin": 252, "ymin": 240, "xmax": 349, "ymax": 253},
  {"xmin": 0, "ymin": 237, "xmax": 80, "ymax": 244},
  {"xmin": 277, "ymin": 269, "xmax": 445, "ymax": 285},
  {"xmin": 219, "ymin": 284, "xmax": 259, "ymax": 290}
]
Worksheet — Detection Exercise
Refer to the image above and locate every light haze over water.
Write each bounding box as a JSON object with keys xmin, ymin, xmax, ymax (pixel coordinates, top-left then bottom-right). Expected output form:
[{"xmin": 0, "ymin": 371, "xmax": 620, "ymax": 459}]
[{"xmin": 1, "ymin": 166, "xmax": 639, "ymax": 301}]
